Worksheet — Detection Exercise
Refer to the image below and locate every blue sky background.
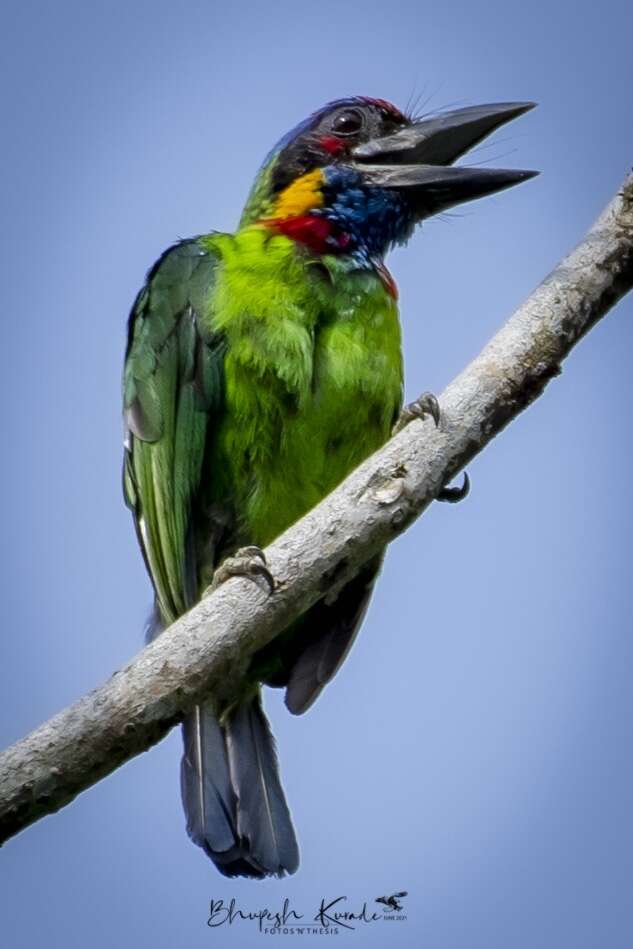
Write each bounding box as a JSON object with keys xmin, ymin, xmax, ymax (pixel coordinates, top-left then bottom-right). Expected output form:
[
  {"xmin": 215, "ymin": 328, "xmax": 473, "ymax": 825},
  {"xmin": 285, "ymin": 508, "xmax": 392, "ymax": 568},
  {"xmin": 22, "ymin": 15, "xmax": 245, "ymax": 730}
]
[{"xmin": 1, "ymin": 1, "xmax": 632, "ymax": 946}]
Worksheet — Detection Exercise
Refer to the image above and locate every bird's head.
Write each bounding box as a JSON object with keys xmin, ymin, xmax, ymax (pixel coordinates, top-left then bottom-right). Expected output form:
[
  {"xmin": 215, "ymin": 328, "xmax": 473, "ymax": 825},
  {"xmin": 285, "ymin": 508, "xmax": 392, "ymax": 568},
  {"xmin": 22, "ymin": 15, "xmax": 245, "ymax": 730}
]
[{"xmin": 241, "ymin": 97, "xmax": 537, "ymax": 266}]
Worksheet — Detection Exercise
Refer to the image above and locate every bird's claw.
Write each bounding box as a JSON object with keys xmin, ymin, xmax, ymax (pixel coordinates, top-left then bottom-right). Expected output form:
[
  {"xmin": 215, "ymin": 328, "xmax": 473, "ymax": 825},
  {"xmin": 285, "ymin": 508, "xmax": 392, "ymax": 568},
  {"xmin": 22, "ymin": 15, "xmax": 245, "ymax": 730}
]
[
  {"xmin": 437, "ymin": 472, "xmax": 470, "ymax": 504},
  {"xmin": 392, "ymin": 391, "xmax": 440, "ymax": 435},
  {"xmin": 207, "ymin": 546, "xmax": 275, "ymax": 595}
]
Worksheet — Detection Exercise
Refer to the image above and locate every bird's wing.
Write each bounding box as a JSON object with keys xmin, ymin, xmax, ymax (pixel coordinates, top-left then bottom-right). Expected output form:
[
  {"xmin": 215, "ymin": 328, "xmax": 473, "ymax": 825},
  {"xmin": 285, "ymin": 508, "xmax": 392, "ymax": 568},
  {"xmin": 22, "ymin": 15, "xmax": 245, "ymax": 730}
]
[
  {"xmin": 283, "ymin": 555, "xmax": 384, "ymax": 715},
  {"xmin": 123, "ymin": 238, "xmax": 225, "ymax": 624}
]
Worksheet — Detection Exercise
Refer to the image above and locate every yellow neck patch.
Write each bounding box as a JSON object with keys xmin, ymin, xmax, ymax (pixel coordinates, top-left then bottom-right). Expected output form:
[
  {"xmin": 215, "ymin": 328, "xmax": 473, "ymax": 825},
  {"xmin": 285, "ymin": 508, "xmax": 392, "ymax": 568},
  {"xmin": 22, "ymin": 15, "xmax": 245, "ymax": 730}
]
[{"xmin": 270, "ymin": 169, "xmax": 324, "ymax": 219}]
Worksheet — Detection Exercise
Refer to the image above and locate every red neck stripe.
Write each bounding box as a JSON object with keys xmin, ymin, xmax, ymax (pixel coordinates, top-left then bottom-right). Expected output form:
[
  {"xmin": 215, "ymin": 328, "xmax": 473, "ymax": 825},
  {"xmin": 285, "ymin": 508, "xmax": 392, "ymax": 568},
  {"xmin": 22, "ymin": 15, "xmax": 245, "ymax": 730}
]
[{"xmin": 268, "ymin": 215, "xmax": 350, "ymax": 255}]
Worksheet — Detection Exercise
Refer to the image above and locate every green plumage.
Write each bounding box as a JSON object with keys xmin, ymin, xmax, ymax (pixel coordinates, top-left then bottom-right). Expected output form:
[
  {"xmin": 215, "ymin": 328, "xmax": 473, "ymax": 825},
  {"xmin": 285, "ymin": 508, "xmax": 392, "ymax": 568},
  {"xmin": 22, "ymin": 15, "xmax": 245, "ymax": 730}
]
[
  {"xmin": 124, "ymin": 241, "xmax": 224, "ymax": 622},
  {"xmin": 124, "ymin": 226, "xmax": 402, "ymax": 624}
]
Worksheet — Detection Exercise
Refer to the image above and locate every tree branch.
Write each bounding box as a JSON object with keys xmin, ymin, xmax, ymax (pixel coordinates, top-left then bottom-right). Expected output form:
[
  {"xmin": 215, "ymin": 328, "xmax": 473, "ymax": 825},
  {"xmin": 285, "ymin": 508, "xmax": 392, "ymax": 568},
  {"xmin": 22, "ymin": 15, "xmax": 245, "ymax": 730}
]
[{"xmin": 1, "ymin": 173, "xmax": 632, "ymax": 848}]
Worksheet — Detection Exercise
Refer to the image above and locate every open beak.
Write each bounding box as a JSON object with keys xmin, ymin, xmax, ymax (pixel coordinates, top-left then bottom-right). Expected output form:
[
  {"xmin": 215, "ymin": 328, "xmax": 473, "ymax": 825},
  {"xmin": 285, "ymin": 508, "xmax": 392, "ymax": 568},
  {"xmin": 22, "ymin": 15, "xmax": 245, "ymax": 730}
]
[{"xmin": 351, "ymin": 102, "xmax": 538, "ymax": 216}]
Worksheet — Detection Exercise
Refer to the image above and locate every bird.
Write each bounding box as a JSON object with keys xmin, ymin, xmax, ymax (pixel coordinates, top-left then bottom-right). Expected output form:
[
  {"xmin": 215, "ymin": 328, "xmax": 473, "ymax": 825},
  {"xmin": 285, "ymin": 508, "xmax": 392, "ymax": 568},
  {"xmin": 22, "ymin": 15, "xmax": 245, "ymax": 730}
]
[
  {"xmin": 122, "ymin": 95, "xmax": 536, "ymax": 878},
  {"xmin": 376, "ymin": 891, "xmax": 408, "ymax": 912}
]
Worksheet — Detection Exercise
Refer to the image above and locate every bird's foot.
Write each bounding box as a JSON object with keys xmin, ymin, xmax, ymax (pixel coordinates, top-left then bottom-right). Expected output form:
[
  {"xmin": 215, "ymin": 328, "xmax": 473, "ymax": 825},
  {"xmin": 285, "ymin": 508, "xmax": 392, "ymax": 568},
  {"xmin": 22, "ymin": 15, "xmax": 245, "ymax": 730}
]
[
  {"xmin": 437, "ymin": 472, "xmax": 470, "ymax": 504},
  {"xmin": 391, "ymin": 392, "xmax": 469, "ymax": 503},
  {"xmin": 206, "ymin": 546, "xmax": 275, "ymax": 595},
  {"xmin": 392, "ymin": 392, "xmax": 440, "ymax": 435}
]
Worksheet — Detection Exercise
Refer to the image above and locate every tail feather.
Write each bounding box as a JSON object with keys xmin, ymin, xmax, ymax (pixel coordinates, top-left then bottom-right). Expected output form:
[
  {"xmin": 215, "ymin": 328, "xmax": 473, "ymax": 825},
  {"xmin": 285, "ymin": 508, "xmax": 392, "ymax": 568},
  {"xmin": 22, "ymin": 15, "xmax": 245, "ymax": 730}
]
[
  {"xmin": 226, "ymin": 698, "xmax": 300, "ymax": 876},
  {"xmin": 180, "ymin": 694, "xmax": 299, "ymax": 878},
  {"xmin": 180, "ymin": 703, "xmax": 237, "ymax": 855}
]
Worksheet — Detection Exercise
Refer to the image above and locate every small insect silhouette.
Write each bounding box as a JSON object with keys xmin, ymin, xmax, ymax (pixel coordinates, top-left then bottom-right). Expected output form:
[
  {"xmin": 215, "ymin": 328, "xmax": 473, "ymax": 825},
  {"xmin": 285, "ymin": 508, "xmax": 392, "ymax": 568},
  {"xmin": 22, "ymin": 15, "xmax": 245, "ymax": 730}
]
[{"xmin": 375, "ymin": 891, "xmax": 408, "ymax": 912}]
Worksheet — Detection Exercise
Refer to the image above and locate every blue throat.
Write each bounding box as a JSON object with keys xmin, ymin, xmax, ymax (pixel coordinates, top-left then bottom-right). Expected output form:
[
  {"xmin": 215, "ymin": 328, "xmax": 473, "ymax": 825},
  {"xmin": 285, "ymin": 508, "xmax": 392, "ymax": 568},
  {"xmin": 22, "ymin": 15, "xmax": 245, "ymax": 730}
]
[{"xmin": 318, "ymin": 167, "xmax": 415, "ymax": 265}]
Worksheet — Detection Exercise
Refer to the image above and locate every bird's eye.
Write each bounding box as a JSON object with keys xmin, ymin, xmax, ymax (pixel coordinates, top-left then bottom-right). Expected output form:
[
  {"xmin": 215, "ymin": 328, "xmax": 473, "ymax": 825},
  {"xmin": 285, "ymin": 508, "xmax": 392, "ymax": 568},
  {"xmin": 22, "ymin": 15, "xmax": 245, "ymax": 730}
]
[{"xmin": 331, "ymin": 109, "xmax": 364, "ymax": 136}]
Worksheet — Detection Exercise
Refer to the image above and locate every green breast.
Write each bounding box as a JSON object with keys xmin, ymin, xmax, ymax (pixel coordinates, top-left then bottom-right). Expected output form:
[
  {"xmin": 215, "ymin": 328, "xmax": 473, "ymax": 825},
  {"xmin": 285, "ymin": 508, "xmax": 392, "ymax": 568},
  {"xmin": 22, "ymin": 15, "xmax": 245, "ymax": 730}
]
[{"xmin": 203, "ymin": 226, "xmax": 403, "ymax": 547}]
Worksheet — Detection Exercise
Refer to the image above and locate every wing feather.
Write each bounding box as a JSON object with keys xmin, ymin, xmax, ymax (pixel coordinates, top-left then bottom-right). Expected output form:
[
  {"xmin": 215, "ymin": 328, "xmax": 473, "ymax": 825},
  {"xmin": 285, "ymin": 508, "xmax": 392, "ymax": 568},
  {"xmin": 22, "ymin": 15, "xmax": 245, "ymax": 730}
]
[{"xmin": 123, "ymin": 238, "xmax": 224, "ymax": 623}]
